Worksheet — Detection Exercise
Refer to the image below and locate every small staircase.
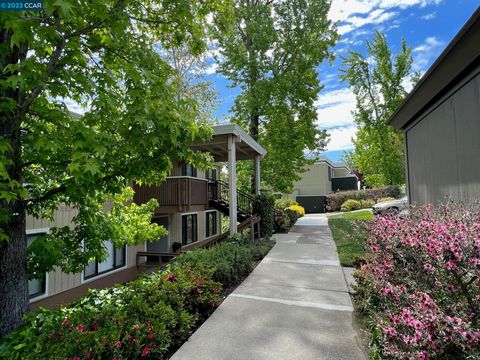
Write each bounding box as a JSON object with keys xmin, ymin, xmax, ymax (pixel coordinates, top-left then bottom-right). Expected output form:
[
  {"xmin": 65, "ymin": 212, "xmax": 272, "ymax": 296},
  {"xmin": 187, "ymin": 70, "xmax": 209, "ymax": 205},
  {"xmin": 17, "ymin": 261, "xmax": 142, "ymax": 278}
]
[{"xmin": 208, "ymin": 180, "xmax": 255, "ymax": 222}]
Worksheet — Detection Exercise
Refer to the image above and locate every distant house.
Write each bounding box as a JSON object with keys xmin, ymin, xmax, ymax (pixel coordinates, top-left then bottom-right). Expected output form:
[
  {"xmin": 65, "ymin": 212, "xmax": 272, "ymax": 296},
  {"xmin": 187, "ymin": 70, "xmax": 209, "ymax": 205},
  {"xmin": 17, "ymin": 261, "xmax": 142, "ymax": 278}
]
[
  {"xmin": 388, "ymin": 7, "xmax": 480, "ymax": 205},
  {"xmin": 285, "ymin": 157, "xmax": 358, "ymax": 213}
]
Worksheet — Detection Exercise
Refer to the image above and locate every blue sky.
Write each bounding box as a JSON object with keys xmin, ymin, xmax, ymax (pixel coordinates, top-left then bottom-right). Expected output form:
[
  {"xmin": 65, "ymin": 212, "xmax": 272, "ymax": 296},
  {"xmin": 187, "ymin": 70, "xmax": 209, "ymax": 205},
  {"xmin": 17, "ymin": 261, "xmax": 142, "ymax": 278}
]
[{"xmin": 204, "ymin": 0, "xmax": 480, "ymax": 163}]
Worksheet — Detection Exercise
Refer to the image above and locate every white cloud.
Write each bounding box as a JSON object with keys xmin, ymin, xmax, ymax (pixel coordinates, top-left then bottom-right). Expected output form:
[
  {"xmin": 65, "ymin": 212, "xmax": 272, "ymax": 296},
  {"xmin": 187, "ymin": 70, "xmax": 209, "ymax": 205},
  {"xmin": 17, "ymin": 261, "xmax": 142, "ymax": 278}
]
[
  {"xmin": 412, "ymin": 36, "xmax": 445, "ymax": 71},
  {"xmin": 326, "ymin": 125, "xmax": 357, "ymax": 151},
  {"xmin": 421, "ymin": 12, "xmax": 436, "ymax": 20},
  {"xmin": 329, "ymin": 0, "xmax": 442, "ymax": 35},
  {"xmin": 315, "ymin": 88, "xmax": 356, "ymax": 129},
  {"xmin": 204, "ymin": 62, "xmax": 219, "ymax": 75}
]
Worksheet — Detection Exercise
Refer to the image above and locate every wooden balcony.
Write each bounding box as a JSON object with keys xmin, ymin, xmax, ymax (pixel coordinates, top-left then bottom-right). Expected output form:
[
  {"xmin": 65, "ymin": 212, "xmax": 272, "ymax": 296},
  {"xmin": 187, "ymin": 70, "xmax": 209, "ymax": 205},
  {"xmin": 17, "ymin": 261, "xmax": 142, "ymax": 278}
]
[{"xmin": 133, "ymin": 177, "xmax": 209, "ymax": 214}]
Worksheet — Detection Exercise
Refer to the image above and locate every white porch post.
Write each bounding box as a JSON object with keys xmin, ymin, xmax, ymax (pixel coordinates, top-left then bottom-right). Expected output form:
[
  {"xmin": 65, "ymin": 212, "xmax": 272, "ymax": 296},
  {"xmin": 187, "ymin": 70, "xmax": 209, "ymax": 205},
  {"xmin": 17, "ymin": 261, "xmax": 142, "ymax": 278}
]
[
  {"xmin": 228, "ymin": 135, "xmax": 238, "ymax": 235},
  {"xmin": 254, "ymin": 155, "xmax": 261, "ymax": 195}
]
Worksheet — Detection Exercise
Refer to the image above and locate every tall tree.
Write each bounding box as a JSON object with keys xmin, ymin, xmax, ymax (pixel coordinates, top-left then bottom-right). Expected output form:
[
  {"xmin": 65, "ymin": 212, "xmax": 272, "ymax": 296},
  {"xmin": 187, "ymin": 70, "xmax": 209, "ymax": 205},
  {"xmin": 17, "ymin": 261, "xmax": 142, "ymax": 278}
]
[
  {"xmin": 0, "ymin": 0, "xmax": 229, "ymax": 335},
  {"xmin": 214, "ymin": 0, "xmax": 338, "ymax": 193},
  {"xmin": 340, "ymin": 31, "xmax": 416, "ymax": 187}
]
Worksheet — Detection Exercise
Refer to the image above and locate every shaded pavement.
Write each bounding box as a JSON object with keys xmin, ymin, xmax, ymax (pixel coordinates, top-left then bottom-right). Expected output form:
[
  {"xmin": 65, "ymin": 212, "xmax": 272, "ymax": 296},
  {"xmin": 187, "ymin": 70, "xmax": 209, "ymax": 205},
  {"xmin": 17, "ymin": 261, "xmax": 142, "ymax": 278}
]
[{"xmin": 172, "ymin": 214, "xmax": 366, "ymax": 360}]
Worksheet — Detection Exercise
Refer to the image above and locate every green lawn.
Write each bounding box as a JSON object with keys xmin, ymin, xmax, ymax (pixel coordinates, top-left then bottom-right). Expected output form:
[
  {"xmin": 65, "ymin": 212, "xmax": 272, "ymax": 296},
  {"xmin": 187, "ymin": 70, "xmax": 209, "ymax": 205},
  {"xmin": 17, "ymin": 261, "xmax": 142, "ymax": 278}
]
[{"xmin": 327, "ymin": 210, "xmax": 373, "ymax": 267}]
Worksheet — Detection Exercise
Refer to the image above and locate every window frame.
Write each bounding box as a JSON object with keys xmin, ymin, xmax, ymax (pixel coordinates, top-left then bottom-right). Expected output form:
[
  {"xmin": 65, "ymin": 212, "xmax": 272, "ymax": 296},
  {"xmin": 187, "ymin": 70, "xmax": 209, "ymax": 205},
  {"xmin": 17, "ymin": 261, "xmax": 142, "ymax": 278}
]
[
  {"xmin": 83, "ymin": 242, "xmax": 127, "ymax": 281},
  {"xmin": 182, "ymin": 162, "xmax": 197, "ymax": 178},
  {"xmin": 26, "ymin": 228, "xmax": 49, "ymax": 301},
  {"xmin": 205, "ymin": 168, "xmax": 217, "ymax": 181},
  {"xmin": 182, "ymin": 213, "xmax": 198, "ymax": 245},
  {"xmin": 205, "ymin": 211, "xmax": 218, "ymax": 238}
]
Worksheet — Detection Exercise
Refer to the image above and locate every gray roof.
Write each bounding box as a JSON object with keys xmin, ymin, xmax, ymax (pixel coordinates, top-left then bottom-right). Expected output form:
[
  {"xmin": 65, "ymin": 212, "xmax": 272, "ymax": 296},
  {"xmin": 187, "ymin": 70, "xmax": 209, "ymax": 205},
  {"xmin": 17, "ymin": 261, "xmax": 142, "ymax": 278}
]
[{"xmin": 213, "ymin": 124, "xmax": 267, "ymax": 157}]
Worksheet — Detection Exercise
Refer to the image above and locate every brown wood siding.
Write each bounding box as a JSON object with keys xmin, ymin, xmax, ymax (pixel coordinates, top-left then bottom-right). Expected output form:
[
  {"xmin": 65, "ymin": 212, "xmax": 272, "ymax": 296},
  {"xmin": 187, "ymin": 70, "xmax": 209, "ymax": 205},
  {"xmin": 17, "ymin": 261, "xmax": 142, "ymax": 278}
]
[{"xmin": 133, "ymin": 177, "xmax": 208, "ymax": 213}]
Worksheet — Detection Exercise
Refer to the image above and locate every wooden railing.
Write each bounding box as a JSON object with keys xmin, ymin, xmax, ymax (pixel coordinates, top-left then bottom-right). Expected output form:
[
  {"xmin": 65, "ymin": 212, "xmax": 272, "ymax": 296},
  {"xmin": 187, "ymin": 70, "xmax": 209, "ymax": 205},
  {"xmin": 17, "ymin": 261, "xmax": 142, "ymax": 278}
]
[
  {"xmin": 133, "ymin": 177, "xmax": 208, "ymax": 212},
  {"xmin": 181, "ymin": 216, "xmax": 262, "ymax": 251}
]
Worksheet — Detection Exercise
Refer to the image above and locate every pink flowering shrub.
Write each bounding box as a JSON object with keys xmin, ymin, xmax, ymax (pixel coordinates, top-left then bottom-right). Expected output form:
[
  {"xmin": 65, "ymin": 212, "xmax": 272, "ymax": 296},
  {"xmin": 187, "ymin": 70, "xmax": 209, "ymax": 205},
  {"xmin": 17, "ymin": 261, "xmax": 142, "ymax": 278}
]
[{"xmin": 354, "ymin": 203, "xmax": 480, "ymax": 359}]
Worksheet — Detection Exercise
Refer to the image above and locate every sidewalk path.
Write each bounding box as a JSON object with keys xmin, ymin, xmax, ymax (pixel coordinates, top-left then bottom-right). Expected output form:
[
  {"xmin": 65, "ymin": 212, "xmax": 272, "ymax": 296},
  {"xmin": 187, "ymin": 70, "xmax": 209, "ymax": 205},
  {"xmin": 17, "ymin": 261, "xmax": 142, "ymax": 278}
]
[{"xmin": 172, "ymin": 214, "xmax": 366, "ymax": 360}]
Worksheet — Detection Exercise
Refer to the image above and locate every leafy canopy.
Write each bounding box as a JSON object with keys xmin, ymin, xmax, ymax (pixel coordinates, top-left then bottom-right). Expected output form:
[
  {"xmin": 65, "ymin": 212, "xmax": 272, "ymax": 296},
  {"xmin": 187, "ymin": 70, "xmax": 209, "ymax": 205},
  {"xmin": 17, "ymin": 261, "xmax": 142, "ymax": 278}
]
[
  {"xmin": 340, "ymin": 31, "xmax": 416, "ymax": 187},
  {"xmin": 0, "ymin": 0, "xmax": 230, "ymax": 274},
  {"xmin": 214, "ymin": 0, "xmax": 338, "ymax": 193}
]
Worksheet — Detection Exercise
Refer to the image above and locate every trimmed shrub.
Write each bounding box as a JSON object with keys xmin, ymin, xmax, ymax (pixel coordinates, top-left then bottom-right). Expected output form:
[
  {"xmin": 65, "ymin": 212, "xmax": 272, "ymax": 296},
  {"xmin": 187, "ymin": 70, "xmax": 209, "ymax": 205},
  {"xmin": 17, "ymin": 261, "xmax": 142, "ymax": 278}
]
[
  {"xmin": 274, "ymin": 210, "xmax": 291, "ymax": 233},
  {"xmin": 340, "ymin": 199, "xmax": 362, "ymax": 212},
  {"xmin": 326, "ymin": 185, "xmax": 401, "ymax": 212},
  {"xmin": 359, "ymin": 199, "xmax": 375, "ymax": 209},
  {"xmin": 0, "ymin": 239, "xmax": 275, "ymax": 359},
  {"xmin": 253, "ymin": 193, "xmax": 275, "ymax": 238},
  {"xmin": 287, "ymin": 205, "xmax": 305, "ymax": 217},
  {"xmin": 354, "ymin": 203, "xmax": 480, "ymax": 359},
  {"xmin": 274, "ymin": 198, "xmax": 298, "ymax": 210}
]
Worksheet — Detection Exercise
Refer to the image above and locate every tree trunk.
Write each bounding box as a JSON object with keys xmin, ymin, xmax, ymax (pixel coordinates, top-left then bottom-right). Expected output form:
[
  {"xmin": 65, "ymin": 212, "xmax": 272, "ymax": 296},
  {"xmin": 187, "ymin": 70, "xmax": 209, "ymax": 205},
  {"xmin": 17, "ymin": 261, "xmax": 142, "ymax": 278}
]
[{"xmin": 0, "ymin": 211, "xmax": 28, "ymax": 336}]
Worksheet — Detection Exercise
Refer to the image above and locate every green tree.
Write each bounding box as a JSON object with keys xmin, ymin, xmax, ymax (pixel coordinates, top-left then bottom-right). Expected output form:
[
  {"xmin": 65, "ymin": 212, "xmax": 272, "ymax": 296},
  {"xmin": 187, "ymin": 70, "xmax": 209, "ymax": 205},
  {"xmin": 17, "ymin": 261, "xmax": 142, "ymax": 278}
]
[
  {"xmin": 214, "ymin": 0, "xmax": 337, "ymax": 193},
  {"xmin": 0, "ymin": 0, "xmax": 229, "ymax": 335},
  {"xmin": 340, "ymin": 31, "xmax": 415, "ymax": 187}
]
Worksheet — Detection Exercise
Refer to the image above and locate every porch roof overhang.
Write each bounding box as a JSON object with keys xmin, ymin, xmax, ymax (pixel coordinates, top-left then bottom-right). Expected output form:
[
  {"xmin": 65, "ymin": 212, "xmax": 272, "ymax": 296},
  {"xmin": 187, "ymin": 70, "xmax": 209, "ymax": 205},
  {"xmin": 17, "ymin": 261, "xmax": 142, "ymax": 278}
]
[{"xmin": 190, "ymin": 124, "xmax": 267, "ymax": 162}]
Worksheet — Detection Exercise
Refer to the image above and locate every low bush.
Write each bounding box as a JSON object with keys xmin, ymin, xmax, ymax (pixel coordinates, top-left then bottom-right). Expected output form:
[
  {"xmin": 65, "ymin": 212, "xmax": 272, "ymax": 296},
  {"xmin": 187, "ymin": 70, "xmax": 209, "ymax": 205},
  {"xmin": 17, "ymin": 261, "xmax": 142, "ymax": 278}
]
[
  {"xmin": 274, "ymin": 198, "xmax": 298, "ymax": 210},
  {"xmin": 341, "ymin": 199, "xmax": 375, "ymax": 212},
  {"xmin": 0, "ymin": 238, "xmax": 275, "ymax": 359},
  {"xmin": 354, "ymin": 203, "xmax": 480, "ymax": 359},
  {"xmin": 326, "ymin": 185, "xmax": 401, "ymax": 212},
  {"xmin": 274, "ymin": 210, "xmax": 291, "ymax": 233},
  {"xmin": 286, "ymin": 205, "xmax": 305, "ymax": 217},
  {"xmin": 340, "ymin": 199, "xmax": 362, "ymax": 212},
  {"xmin": 359, "ymin": 199, "xmax": 375, "ymax": 209}
]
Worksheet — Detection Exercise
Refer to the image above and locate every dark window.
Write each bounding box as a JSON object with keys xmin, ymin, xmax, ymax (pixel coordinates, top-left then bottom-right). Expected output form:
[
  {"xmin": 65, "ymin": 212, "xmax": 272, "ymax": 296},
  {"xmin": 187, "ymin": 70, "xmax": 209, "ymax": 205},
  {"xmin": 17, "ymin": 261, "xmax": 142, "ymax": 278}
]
[
  {"xmin": 84, "ymin": 241, "xmax": 126, "ymax": 280},
  {"xmin": 328, "ymin": 167, "xmax": 332, "ymax": 181},
  {"xmin": 206, "ymin": 211, "xmax": 217, "ymax": 238},
  {"xmin": 182, "ymin": 163, "xmax": 197, "ymax": 177},
  {"xmin": 206, "ymin": 168, "xmax": 217, "ymax": 180},
  {"xmin": 182, "ymin": 214, "xmax": 198, "ymax": 245},
  {"xmin": 27, "ymin": 233, "xmax": 46, "ymax": 299}
]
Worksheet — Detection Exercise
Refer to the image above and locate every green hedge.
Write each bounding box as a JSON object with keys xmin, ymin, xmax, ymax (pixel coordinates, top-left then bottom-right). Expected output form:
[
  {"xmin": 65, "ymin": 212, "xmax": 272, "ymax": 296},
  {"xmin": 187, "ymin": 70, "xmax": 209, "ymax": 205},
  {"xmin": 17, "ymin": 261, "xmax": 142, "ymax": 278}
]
[
  {"xmin": 326, "ymin": 186, "xmax": 401, "ymax": 212},
  {"xmin": 253, "ymin": 193, "xmax": 275, "ymax": 238},
  {"xmin": 0, "ymin": 238, "xmax": 275, "ymax": 359}
]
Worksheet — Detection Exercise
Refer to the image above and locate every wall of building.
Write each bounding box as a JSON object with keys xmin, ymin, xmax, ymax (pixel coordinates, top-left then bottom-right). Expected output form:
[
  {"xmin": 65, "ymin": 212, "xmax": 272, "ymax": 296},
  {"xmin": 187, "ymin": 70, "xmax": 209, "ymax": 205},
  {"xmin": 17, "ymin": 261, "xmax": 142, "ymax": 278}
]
[
  {"xmin": 333, "ymin": 167, "xmax": 351, "ymax": 178},
  {"xmin": 28, "ymin": 162, "xmax": 223, "ymax": 304},
  {"xmin": 405, "ymin": 66, "xmax": 480, "ymax": 205},
  {"xmin": 290, "ymin": 163, "xmax": 331, "ymax": 196}
]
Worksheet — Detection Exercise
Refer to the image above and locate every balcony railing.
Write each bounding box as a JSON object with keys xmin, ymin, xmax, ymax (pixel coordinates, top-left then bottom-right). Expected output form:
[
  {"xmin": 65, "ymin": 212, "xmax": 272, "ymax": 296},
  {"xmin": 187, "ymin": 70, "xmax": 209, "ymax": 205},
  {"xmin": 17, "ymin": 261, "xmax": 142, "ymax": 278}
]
[{"xmin": 133, "ymin": 177, "xmax": 209, "ymax": 213}]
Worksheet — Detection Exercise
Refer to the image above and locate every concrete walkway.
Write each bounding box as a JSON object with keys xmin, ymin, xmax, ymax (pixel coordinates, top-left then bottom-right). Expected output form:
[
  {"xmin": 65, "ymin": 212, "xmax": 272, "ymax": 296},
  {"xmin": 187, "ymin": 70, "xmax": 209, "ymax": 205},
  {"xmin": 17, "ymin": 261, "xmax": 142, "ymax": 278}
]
[{"xmin": 172, "ymin": 214, "xmax": 366, "ymax": 360}]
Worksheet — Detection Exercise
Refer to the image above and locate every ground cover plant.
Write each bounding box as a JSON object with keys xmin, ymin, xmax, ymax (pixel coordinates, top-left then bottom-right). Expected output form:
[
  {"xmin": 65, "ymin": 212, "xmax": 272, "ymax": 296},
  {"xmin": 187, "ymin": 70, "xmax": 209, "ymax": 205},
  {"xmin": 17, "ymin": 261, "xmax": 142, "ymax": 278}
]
[
  {"xmin": 0, "ymin": 238, "xmax": 275, "ymax": 359},
  {"xmin": 354, "ymin": 203, "xmax": 480, "ymax": 359},
  {"xmin": 328, "ymin": 210, "xmax": 372, "ymax": 267}
]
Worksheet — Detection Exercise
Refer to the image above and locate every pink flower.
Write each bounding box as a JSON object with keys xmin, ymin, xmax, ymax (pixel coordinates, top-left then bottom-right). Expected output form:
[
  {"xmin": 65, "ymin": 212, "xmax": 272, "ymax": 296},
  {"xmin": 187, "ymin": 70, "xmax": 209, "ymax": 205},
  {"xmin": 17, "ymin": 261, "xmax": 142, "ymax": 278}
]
[
  {"xmin": 423, "ymin": 263, "xmax": 434, "ymax": 272},
  {"xmin": 115, "ymin": 340, "xmax": 122, "ymax": 349},
  {"xmin": 76, "ymin": 324, "xmax": 84, "ymax": 333},
  {"xmin": 384, "ymin": 326, "xmax": 398, "ymax": 337},
  {"xmin": 165, "ymin": 273, "xmax": 177, "ymax": 282},
  {"xmin": 73, "ymin": 356, "xmax": 80, "ymax": 360},
  {"xmin": 445, "ymin": 261, "xmax": 456, "ymax": 270},
  {"xmin": 141, "ymin": 346, "xmax": 150, "ymax": 357},
  {"xmin": 132, "ymin": 324, "xmax": 141, "ymax": 331}
]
